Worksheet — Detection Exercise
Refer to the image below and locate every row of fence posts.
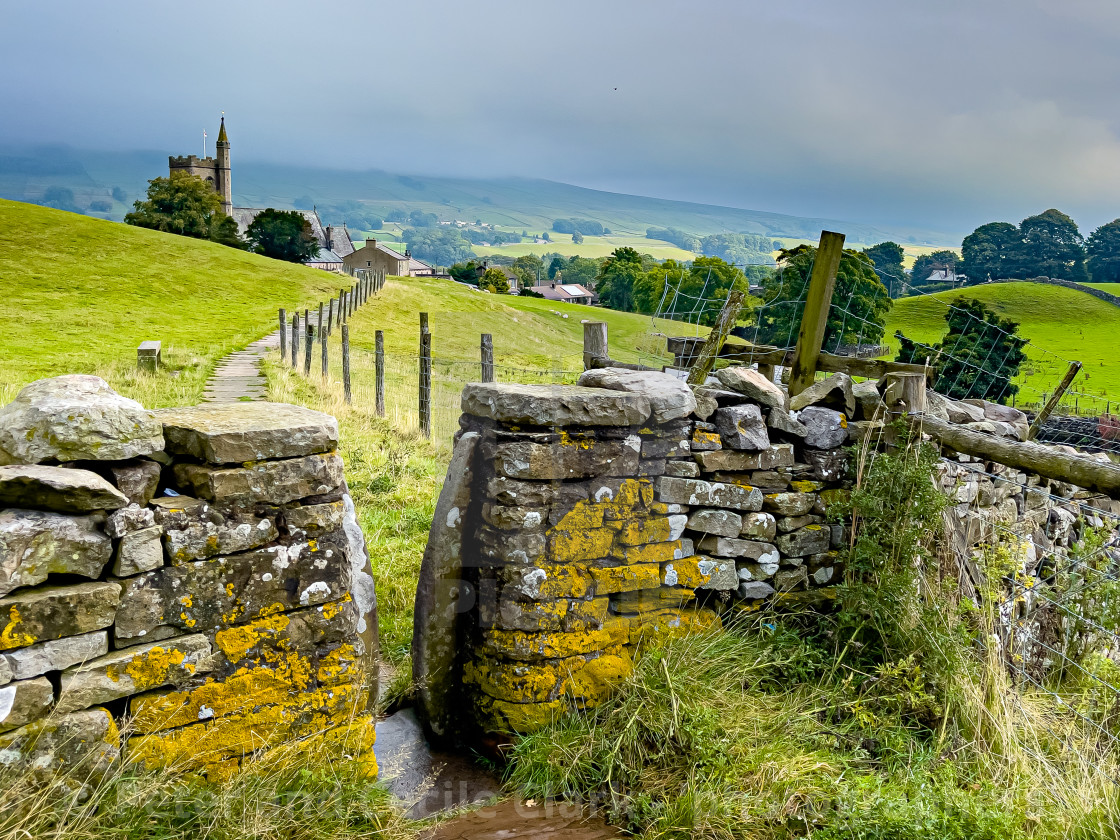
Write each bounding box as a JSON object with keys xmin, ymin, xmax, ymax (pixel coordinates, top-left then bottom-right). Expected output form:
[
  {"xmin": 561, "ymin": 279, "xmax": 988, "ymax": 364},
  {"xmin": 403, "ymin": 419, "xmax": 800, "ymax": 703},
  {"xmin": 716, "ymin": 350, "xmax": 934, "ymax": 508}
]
[{"xmin": 277, "ymin": 269, "xmax": 386, "ymax": 405}]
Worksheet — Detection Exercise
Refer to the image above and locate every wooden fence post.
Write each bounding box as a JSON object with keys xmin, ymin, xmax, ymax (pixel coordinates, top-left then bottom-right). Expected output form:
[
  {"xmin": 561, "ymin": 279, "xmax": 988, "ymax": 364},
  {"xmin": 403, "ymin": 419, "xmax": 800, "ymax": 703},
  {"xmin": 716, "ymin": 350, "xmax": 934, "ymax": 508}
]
[
  {"xmin": 279, "ymin": 308, "xmax": 286, "ymax": 360},
  {"xmin": 583, "ymin": 321, "xmax": 608, "ymax": 370},
  {"xmin": 338, "ymin": 290, "xmax": 345, "ymax": 327},
  {"xmin": 342, "ymin": 325, "xmax": 352, "ymax": 404},
  {"xmin": 481, "ymin": 333, "xmax": 494, "ymax": 382},
  {"xmin": 304, "ymin": 316, "xmax": 313, "ymax": 376},
  {"xmin": 1028, "ymin": 361, "xmax": 1082, "ymax": 440},
  {"xmin": 291, "ymin": 314, "xmax": 298, "ymax": 368},
  {"xmin": 375, "ymin": 330, "xmax": 385, "ymax": 417},
  {"xmin": 787, "ymin": 230, "xmax": 846, "ymax": 397},
  {"xmin": 419, "ymin": 313, "xmax": 431, "ymax": 438},
  {"xmin": 317, "ymin": 302, "xmax": 324, "ymax": 343},
  {"xmin": 686, "ymin": 291, "xmax": 746, "ymax": 386},
  {"xmin": 327, "ymin": 298, "xmax": 335, "ymax": 336},
  {"xmin": 321, "ymin": 316, "xmax": 328, "ymax": 379}
]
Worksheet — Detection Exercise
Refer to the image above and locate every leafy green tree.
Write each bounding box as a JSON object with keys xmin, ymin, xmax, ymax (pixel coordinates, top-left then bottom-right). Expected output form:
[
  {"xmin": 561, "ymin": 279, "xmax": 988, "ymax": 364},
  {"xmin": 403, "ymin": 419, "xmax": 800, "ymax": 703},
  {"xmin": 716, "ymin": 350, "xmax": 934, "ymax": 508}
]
[
  {"xmin": 909, "ymin": 250, "xmax": 961, "ymax": 289},
  {"xmin": 511, "ymin": 254, "xmax": 545, "ymax": 287},
  {"xmin": 401, "ymin": 228, "xmax": 473, "ymax": 266},
  {"xmin": 895, "ymin": 297, "xmax": 1027, "ymax": 403},
  {"xmin": 560, "ymin": 256, "xmax": 600, "ymax": 290},
  {"xmin": 449, "ymin": 260, "xmax": 485, "ymax": 285},
  {"xmin": 646, "ymin": 227, "xmax": 701, "ymax": 252},
  {"xmin": 125, "ymin": 171, "xmax": 245, "ymax": 248},
  {"xmin": 1087, "ymin": 219, "xmax": 1120, "ymax": 282},
  {"xmin": 111, "ymin": 186, "xmax": 127, "ymax": 203},
  {"xmin": 752, "ymin": 246, "xmax": 891, "ymax": 349},
  {"xmin": 480, "ymin": 267, "xmax": 510, "ymax": 294},
  {"xmin": 862, "ymin": 242, "xmax": 905, "ymax": 295},
  {"xmin": 548, "ymin": 257, "xmax": 565, "ymax": 279},
  {"xmin": 245, "ymin": 209, "xmax": 318, "ymax": 262},
  {"xmin": 699, "ymin": 233, "xmax": 776, "ymax": 266},
  {"xmin": 572, "ymin": 230, "xmax": 584, "ymax": 244},
  {"xmin": 595, "ymin": 247, "xmax": 645, "ymax": 312},
  {"xmin": 633, "ymin": 256, "xmax": 749, "ymax": 325},
  {"xmin": 961, "ymin": 221, "xmax": 1021, "ymax": 282},
  {"xmin": 1018, "ymin": 209, "xmax": 1087, "ymax": 281}
]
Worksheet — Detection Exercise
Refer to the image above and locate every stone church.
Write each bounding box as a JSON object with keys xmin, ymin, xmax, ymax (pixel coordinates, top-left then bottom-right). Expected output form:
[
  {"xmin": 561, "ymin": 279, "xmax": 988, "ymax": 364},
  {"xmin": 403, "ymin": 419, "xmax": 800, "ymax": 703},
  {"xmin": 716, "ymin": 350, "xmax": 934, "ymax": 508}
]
[{"xmin": 168, "ymin": 117, "xmax": 354, "ymax": 257}]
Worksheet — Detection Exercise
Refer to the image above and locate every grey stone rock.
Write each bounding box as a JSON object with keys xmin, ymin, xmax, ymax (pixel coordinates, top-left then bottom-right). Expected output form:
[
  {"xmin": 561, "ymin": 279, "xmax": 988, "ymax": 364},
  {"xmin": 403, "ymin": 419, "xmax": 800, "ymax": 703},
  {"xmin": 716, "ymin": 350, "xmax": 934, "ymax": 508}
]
[
  {"xmin": 777, "ymin": 514, "xmax": 817, "ymax": 533},
  {"xmin": 922, "ymin": 391, "xmax": 953, "ymax": 422},
  {"xmin": 773, "ymin": 566, "xmax": 809, "ymax": 591},
  {"xmin": 0, "ymin": 707, "xmax": 120, "ymax": 783},
  {"xmin": 0, "ymin": 465, "xmax": 128, "ymax": 513},
  {"xmin": 691, "ymin": 387, "xmax": 718, "ymax": 420},
  {"xmin": 107, "ymin": 460, "xmax": 162, "ymax": 506},
  {"xmin": 694, "ymin": 444, "xmax": 794, "ymax": 472},
  {"xmin": 941, "ymin": 397, "xmax": 985, "ymax": 424},
  {"xmin": 852, "ymin": 380, "xmax": 885, "ymax": 421},
  {"xmin": 697, "ymin": 536, "xmax": 780, "ymax": 563},
  {"xmin": 0, "ymin": 657, "xmax": 9, "ymax": 686},
  {"xmin": 113, "ymin": 530, "xmax": 351, "ymax": 641},
  {"xmin": 766, "ymin": 406, "xmax": 808, "ymax": 438},
  {"xmin": 105, "ymin": 503, "xmax": 155, "ymax": 538},
  {"xmin": 0, "ymin": 375, "xmax": 163, "ymax": 466},
  {"xmin": 797, "ymin": 406, "xmax": 848, "ymax": 450},
  {"xmin": 2, "ymin": 630, "xmax": 108, "ymax": 680},
  {"xmin": 0, "ymin": 581, "xmax": 121, "ymax": 652},
  {"xmin": 655, "ymin": 477, "xmax": 762, "ymax": 511},
  {"xmin": 283, "ymin": 501, "xmax": 345, "ymax": 534},
  {"xmin": 803, "ymin": 448, "xmax": 849, "ymax": 482},
  {"xmin": 789, "ymin": 373, "xmax": 855, "ymax": 416},
  {"xmin": 578, "ymin": 368, "xmax": 696, "ymax": 424},
  {"xmin": 163, "ymin": 514, "xmax": 278, "ymax": 565},
  {"xmin": 690, "ymin": 422, "xmax": 723, "ymax": 452},
  {"xmin": 675, "ymin": 537, "xmax": 695, "ymax": 558},
  {"xmin": 0, "ymin": 510, "xmax": 112, "ymax": 597},
  {"xmin": 668, "ymin": 513, "xmax": 688, "ymax": 540},
  {"xmin": 686, "ymin": 508, "xmax": 742, "ymax": 538},
  {"xmin": 112, "ymin": 526, "xmax": 164, "ymax": 577},
  {"xmin": 740, "ymin": 512, "xmax": 777, "ymax": 540},
  {"xmin": 157, "ymin": 402, "xmax": 340, "ymax": 464},
  {"xmin": 0, "ymin": 677, "xmax": 54, "ymax": 733},
  {"xmin": 964, "ymin": 399, "xmax": 1027, "ymax": 425},
  {"xmin": 693, "ymin": 557, "xmax": 739, "ymax": 591},
  {"xmin": 56, "ymin": 633, "xmax": 212, "ymax": 714},
  {"xmin": 340, "ymin": 490, "xmax": 379, "ymax": 700},
  {"xmin": 462, "ymin": 383, "xmax": 650, "ymax": 427},
  {"xmin": 812, "ymin": 565, "xmax": 836, "ymax": 585},
  {"xmin": 715, "ymin": 404, "xmax": 770, "ymax": 451},
  {"xmin": 775, "ymin": 525, "xmax": 831, "ymax": 557},
  {"xmin": 737, "ymin": 581, "xmax": 775, "ymax": 600},
  {"xmin": 172, "ymin": 452, "xmax": 344, "ymax": 506},
  {"xmin": 763, "ymin": 492, "xmax": 817, "ymax": 517},
  {"xmin": 641, "ymin": 435, "xmax": 690, "ymax": 459},
  {"xmin": 714, "ymin": 367, "xmax": 786, "ymax": 408},
  {"xmin": 847, "ymin": 419, "xmax": 884, "ymax": 443},
  {"xmin": 489, "ymin": 436, "xmax": 640, "ymax": 480},
  {"xmin": 664, "ymin": 460, "xmax": 700, "ymax": 478}
]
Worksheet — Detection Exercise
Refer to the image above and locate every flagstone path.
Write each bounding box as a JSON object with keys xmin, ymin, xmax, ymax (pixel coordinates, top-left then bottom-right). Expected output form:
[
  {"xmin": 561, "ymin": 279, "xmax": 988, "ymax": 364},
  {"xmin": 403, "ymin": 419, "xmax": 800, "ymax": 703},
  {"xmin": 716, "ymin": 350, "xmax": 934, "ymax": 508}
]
[{"xmin": 202, "ymin": 331, "xmax": 280, "ymax": 402}]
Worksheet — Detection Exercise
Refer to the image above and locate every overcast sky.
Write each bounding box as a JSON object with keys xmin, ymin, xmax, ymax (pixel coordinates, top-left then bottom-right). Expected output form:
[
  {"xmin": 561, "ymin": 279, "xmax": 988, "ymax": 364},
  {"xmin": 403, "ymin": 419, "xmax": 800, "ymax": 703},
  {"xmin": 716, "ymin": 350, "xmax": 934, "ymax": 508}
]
[{"xmin": 3, "ymin": 0, "xmax": 1120, "ymax": 235}]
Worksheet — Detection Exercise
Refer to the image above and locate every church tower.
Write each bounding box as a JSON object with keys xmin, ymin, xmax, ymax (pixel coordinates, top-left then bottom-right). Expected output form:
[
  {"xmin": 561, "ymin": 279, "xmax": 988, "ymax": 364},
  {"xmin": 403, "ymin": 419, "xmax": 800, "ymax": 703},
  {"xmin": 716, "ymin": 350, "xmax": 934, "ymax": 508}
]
[{"xmin": 215, "ymin": 116, "xmax": 232, "ymax": 216}]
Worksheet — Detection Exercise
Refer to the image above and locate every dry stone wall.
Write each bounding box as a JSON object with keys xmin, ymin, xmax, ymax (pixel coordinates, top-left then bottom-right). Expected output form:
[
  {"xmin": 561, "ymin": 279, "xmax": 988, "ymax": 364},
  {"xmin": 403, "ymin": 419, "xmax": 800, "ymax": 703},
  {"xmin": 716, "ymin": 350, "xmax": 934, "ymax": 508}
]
[{"xmin": 0, "ymin": 376, "xmax": 377, "ymax": 783}]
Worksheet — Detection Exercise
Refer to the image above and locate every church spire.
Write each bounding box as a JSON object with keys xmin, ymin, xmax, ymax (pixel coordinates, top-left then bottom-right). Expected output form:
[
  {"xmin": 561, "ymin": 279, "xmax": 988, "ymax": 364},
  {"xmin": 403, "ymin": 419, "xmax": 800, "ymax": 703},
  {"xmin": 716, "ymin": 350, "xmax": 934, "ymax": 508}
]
[{"xmin": 217, "ymin": 114, "xmax": 228, "ymax": 144}]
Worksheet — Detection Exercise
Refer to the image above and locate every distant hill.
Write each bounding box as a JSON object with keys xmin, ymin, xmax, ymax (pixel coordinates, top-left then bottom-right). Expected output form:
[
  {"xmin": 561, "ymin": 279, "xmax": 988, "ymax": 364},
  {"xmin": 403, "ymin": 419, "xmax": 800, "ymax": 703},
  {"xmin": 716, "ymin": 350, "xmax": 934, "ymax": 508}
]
[{"xmin": 0, "ymin": 144, "xmax": 960, "ymax": 248}]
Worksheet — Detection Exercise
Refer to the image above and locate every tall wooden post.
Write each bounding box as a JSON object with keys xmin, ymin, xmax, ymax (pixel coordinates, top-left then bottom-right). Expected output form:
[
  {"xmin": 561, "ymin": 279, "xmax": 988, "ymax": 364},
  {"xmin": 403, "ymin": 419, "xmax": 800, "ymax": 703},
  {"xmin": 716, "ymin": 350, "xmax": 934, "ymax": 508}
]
[
  {"xmin": 342, "ymin": 325, "xmax": 352, "ymax": 404},
  {"xmin": 304, "ymin": 317, "xmax": 313, "ymax": 376},
  {"xmin": 375, "ymin": 330, "xmax": 385, "ymax": 417},
  {"xmin": 686, "ymin": 291, "xmax": 746, "ymax": 386},
  {"xmin": 317, "ymin": 302, "xmax": 324, "ymax": 342},
  {"xmin": 419, "ymin": 313, "xmax": 431, "ymax": 438},
  {"xmin": 583, "ymin": 321, "xmax": 608, "ymax": 370},
  {"xmin": 279, "ymin": 308, "xmax": 286, "ymax": 360},
  {"xmin": 338, "ymin": 290, "xmax": 345, "ymax": 327},
  {"xmin": 321, "ymin": 316, "xmax": 328, "ymax": 379},
  {"xmin": 327, "ymin": 298, "xmax": 335, "ymax": 336},
  {"xmin": 291, "ymin": 314, "xmax": 298, "ymax": 367},
  {"xmin": 787, "ymin": 230, "xmax": 846, "ymax": 397},
  {"xmin": 481, "ymin": 333, "xmax": 494, "ymax": 382},
  {"xmin": 1028, "ymin": 361, "xmax": 1082, "ymax": 440}
]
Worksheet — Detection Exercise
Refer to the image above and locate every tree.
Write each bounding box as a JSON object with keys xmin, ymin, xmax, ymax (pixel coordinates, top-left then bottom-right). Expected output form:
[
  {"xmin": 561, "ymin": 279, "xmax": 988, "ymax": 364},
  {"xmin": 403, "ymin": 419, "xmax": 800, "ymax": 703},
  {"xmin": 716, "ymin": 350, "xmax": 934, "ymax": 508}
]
[
  {"xmin": 895, "ymin": 297, "xmax": 1027, "ymax": 403},
  {"xmin": 542, "ymin": 231, "xmax": 551, "ymax": 242},
  {"xmin": 699, "ymin": 233, "xmax": 776, "ymax": 266},
  {"xmin": 572, "ymin": 230, "xmax": 584, "ymax": 244},
  {"xmin": 480, "ymin": 267, "xmax": 510, "ymax": 294},
  {"xmin": 633, "ymin": 257, "xmax": 749, "ymax": 326},
  {"xmin": 961, "ymin": 221, "xmax": 1020, "ymax": 282},
  {"xmin": 511, "ymin": 254, "xmax": 545, "ymax": 287},
  {"xmin": 125, "ymin": 171, "xmax": 245, "ymax": 248},
  {"xmin": 1087, "ymin": 219, "xmax": 1120, "ymax": 282},
  {"xmin": 751, "ymin": 246, "xmax": 892, "ymax": 349},
  {"xmin": 595, "ymin": 247, "xmax": 645, "ymax": 312},
  {"xmin": 561, "ymin": 256, "xmax": 601, "ymax": 290},
  {"xmin": 909, "ymin": 250, "xmax": 961, "ymax": 289},
  {"xmin": 548, "ymin": 257, "xmax": 565, "ymax": 279},
  {"xmin": 862, "ymin": 242, "xmax": 905, "ymax": 295},
  {"xmin": 1018, "ymin": 209, "xmax": 1087, "ymax": 281},
  {"xmin": 450, "ymin": 260, "xmax": 485, "ymax": 285},
  {"xmin": 111, "ymin": 186, "xmax": 127, "ymax": 203},
  {"xmin": 42, "ymin": 187, "xmax": 80, "ymax": 213},
  {"xmin": 245, "ymin": 209, "xmax": 318, "ymax": 262},
  {"xmin": 401, "ymin": 228, "xmax": 474, "ymax": 266}
]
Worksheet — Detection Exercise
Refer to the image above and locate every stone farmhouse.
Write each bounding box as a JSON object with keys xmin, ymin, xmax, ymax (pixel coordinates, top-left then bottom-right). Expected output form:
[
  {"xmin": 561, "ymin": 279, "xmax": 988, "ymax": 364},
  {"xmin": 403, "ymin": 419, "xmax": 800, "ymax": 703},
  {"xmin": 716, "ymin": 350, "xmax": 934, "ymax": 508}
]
[
  {"xmin": 530, "ymin": 280, "xmax": 594, "ymax": 304},
  {"xmin": 343, "ymin": 238, "xmax": 434, "ymax": 278}
]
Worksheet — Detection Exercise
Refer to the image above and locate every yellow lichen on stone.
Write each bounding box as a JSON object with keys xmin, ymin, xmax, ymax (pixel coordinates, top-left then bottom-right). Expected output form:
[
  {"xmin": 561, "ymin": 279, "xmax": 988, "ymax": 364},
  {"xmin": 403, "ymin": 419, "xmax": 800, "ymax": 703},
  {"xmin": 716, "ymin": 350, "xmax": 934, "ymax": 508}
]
[
  {"xmin": 558, "ymin": 431, "xmax": 594, "ymax": 450},
  {"xmin": 0, "ymin": 606, "xmax": 34, "ymax": 651},
  {"xmin": 552, "ymin": 500, "xmax": 606, "ymax": 531},
  {"xmin": 564, "ymin": 597, "xmax": 609, "ymax": 630},
  {"xmin": 692, "ymin": 428, "xmax": 722, "ymax": 449},
  {"xmin": 660, "ymin": 556, "xmax": 732, "ymax": 589},
  {"xmin": 548, "ymin": 527, "xmax": 614, "ymax": 564},
  {"xmin": 475, "ymin": 694, "xmax": 567, "ymax": 733},
  {"xmin": 214, "ymin": 612, "xmax": 292, "ymax": 663},
  {"xmin": 613, "ymin": 540, "xmax": 680, "ymax": 566},
  {"xmin": 464, "ymin": 656, "xmax": 566, "ymax": 703},
  {"xmin": 627, "ymin": 607, "xmax": 722, "ymax": 646},
  {"xmin": 588, "ymin": 563, "xmax": 660, "ymax": 594},
  {"xmin": 790, "ymin": 480, "xmax": 824, "ymax": 493},
  {"xmin": 565, "ymin": 649, "xmax": 633, "ymax": 705},
  {"xmin": 317, "ymin": 644, "xmax": 364, "ymax": 687},
  {"xmin": 482, "ymin": 624, "xmax": 624, "ymax": 660},
  {"xmin": 108, "ymin": 645, "xmax": 190, "ymax": 690},
  {"xmin": 617, "ymin": 517, "xmax": 671, "ymax": 546}
]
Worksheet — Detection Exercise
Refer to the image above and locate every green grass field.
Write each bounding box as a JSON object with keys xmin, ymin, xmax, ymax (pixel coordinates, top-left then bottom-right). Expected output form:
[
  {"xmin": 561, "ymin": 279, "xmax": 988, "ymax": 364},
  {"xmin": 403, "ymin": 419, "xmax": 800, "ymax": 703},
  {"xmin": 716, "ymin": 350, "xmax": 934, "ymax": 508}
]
[
  {"xmin": 1084, "ymin": 282, "xmax": 1120, "ymax": 294},
  {"xmin": 885, "ymin": 282, "xmax": 1120, "ymax": 408},
  {"xmin": 0, "ymin": 199, "xmax": 342, "ymax": 406}
]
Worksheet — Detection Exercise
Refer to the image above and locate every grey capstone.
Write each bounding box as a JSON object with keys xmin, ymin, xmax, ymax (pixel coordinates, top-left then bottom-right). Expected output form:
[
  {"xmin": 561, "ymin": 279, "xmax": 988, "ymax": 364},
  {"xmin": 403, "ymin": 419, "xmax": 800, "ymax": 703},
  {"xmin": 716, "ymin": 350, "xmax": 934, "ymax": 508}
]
[
  {"xmin": 157, "ymin": 402, "xmax": 340, "ymax": 464},
  {"xmin": 714, "ymin": 404, "xmax": 770, "ymax": 451},
  {"xmin": 0, "ymin": 465, "xmax": 128, "ymax": 513},
  {"xmin": 172, "ymin": 452, "xmax": 344, "ymax": 506},
  {"xmin": 797, "ymin": 406, "xmax": 848, "ymax": 450},
  {"xmin": 714, "ymin": 367, "xmax": 787, "ymax": 408},
  {"xmin": 578, "ymin": 368, "xmax": 696, "ymax": 425},
  {"xmin": 0, "ymin": 375, "xmax": 163, "ymax": 466},
  {"xmin": 788, "ymin": 373, "xmax": 855, "ymax": 416},
  {"xmin": 462, "ymin": 383, "xmax": 650, "ymax": 427},
  {"xmin": 0, "ymin": 509, "xmax": 112, "ymax": 597}
]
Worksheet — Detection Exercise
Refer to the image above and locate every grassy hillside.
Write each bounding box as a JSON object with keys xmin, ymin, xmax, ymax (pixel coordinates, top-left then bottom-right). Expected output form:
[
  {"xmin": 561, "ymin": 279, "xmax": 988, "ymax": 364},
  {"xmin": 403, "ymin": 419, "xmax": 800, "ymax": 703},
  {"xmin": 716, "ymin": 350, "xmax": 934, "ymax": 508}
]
[
  {"xmin": 0, "ymin": 199, "xmax": 341, "ymax": 405},
  {"xmin": 884, "ymin": 282, "xmax": 1120, "ymax": 408}
]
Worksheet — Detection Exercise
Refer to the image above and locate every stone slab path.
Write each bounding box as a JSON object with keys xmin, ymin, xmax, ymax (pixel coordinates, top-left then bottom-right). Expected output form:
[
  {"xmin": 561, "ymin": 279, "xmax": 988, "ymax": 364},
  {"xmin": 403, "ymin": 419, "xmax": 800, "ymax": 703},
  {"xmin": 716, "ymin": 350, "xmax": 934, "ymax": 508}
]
[{"xmin": 202, "ymin": 331, "xmax": 280, "ymax": 403}]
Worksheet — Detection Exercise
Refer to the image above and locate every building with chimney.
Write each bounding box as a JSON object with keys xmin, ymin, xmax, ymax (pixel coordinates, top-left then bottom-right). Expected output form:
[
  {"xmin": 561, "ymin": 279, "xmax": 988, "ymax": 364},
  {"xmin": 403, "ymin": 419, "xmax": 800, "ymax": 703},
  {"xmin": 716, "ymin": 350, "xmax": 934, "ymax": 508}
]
[{"xmin": 168, "ymin": 116, "xmax": 233, "ymax": 216}]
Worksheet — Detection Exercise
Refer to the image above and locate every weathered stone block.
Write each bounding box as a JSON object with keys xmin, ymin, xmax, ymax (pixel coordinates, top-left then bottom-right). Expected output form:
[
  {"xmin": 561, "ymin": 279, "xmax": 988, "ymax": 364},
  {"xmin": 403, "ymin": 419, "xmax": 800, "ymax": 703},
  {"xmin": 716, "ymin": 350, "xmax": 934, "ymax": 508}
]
[
  {"xmin": 281, "ymin": 501, "xmax": 345, "ymax": 534},
  {"xmin": 774, "ymin": 525, "xmax": 831, "ymax": 557},
  {"xmin": 797, "ymin": 407, "xmax": 848, "ymax": 450},
  {"xmin": 655, "ymin": 476, "xmax": 762, "ymax": 511},
  {"xmin": 589, "ymin": 563, "xmax": 660, "ymax": 594},
  {"xmin": 803, "ymin": 448, "xmax": 848, "ymax": 482},
  {"xmin": 714, "ymin": 366, "xmax": 786, "ymax": 408},
  {"xmin": 686, "ymin": 508, "xmax": 743, "ymax": 537},
  {"xmin": 738, "ymin": 581, "xmax": 775, "ymax": 600},
  {"xmin": 499, "ymin": 564, "xmax": 593, "ymax": 601},
  {"xmin": 641, "ymin": 435, "xmax": 690, "ymax": 460},
  {"xmin": 480, "ymin": 596, "xmax": 569, "ymax": 632},
  {"xmin": 158, "ymin": 402, "xmax": 339, "ymax": 464},
  {"xmin": 661, "ymin": 555, "xmax": 737, "ymax": 590},
  {"xmin": 0, "ymin": 375, "xmax": 163, "ymax": 466},
  {"xmin": 694, "ymin": 444, "xmax": 794, "ymax": 472},
  {"xmin": 108, "ymin": 459, "xmax": 162, "ymax": 506},
  {"xmin": 774, "ymin": 566, "xmax": 809, "ymax": 591},
  {"xmin": 163, "ymin": 514, "xmax": 279, "ymax": 564},
  {"xmin": 777, "ymin": 515, "xmax": 817, "ymax": 533},
  {"xmin": 0, "ymin": 707, "xmax": 119, "ymax": 781},
  {"xmin": 577, "ymin": 368, "xmax": 696, "ymax": 424},
  {"xmin": 56, "ymin": 633, "xmax": 213, "ymax": 714},
  {"xmin": 490, "ymin": 436, "xmax": 640, "ymax": 481},
  {"xmin": 852, "ymin": 380, "xmax": 885, "ymax": 421},
  {"xmin": 698, "ymin": 536, "xmax": 780, "ymax": 564},
  {"xmin": 612, "ymin": 540, "xmax": 681, "ymax": 566},
  {"xmin": 766, "ymin": 406, "xmax": 808, "ymax": 438},
  {"xmin": 763, "ymin": 492, "xmax": 817, "ymax": 517},
  {"xmin": 740, "ymin": 512, "xmax": 777, "ymax": 540},
  {"xmin": 106, "ymin": 503, "xmax": 156, "ymax": 538},
  {"xmin": 2, "ymin": 630, "xmax": 108, "ymax": 680},
  {"xmin": 113, "ymin": 532, "xmax": 351, "ymax": 641},
  {"xmin": 113, "ymin": 526, "xmax": 164, "ymax": 577},
  {"xmin": 0, "ymin": 676, "xmax": 54, "ymax": 733},
  {"xmin": 479, "ymin": 529, "xmax": 547, "ymax": 565},
  {"xmin": 549, "ymin": 527, "xmax": 615, "ymax": 563},
  {"xmin": 617, "ymin": 517, "xmax": 672, "ymax": 546},
  {"xmin": 481, "ymin": 623, "xmax": 628, "ymax": 661},
  {"xmin": 172, "ymin": 453, "xmax": 344, "ymax": 506},
  {"xmin": 0, "ymin": 509, "xmax": 112, "ymax": 596},
  {"xmin": 462, "ymin": 382, "xmax": 650, "ymax": 427},
  {"xmin": 0, "ymin": 464, "xmax": 128, "ymax": 512},
  {"xmin": 691, "ymin": 425, "xmax": 723, "ymax": 452},
  {"xmin": 715, "ymin": 404, "xmax": 770, "ymax": 451},
  {"xmin": 789, "ymin": 373, "xmax": 855, "ymax": 416},
  {"xmin": 483, "ymin": 504, "xmax": 550, "ymax": 532},
  {"xmin": 0, "ymin": 581, "xmax": 121, "ymax": 651},
  {"xmin": 563, "ymin": 597, "xmax": 610, "ymax": 631}
]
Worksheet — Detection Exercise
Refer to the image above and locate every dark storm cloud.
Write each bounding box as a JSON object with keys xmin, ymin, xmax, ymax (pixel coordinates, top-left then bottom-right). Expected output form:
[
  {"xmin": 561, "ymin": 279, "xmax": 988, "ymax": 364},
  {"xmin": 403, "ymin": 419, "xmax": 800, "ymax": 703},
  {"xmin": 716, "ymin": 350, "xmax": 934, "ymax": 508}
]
[{"xmin": 3, "ymin": 0, "xmax": 1120, "ymax": 234}]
